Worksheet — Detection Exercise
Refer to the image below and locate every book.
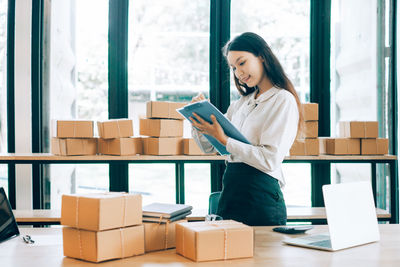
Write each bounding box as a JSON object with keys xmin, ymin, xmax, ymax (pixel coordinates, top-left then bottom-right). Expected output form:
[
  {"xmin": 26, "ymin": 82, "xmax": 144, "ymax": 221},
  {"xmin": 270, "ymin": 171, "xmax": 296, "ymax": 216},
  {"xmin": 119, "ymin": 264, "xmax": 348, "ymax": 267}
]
[
  {"xmin": 142, "ymin": 210, "xmax": 192, "ymax": 223},
  {"xmin": 177, "ymin": 100, "xmax": 250, "ymax": 155},
  {"xmin": 142, "ymin": 202, "xmax": 193, "ymax": 219}
]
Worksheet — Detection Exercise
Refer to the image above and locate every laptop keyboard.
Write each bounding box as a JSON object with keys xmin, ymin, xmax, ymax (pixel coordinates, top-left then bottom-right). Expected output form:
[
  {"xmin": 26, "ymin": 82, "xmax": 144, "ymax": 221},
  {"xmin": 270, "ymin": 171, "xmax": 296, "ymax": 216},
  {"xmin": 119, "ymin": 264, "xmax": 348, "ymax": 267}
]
[{"xmin": 308, "ymin": 239, "xmax": 332, "ymax": 248}]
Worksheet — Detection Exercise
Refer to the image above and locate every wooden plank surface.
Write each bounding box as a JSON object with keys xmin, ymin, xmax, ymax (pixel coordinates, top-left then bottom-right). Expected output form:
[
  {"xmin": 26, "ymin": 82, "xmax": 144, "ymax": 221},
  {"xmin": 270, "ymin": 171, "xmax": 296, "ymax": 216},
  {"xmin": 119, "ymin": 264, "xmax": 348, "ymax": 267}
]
[
  {"xmin": 0, "ymin": 153, "xmax": 397, "ymax": 161},
  {"xmin": 1, "ymin": 225, "xmax": 399, "ymax": 266}
]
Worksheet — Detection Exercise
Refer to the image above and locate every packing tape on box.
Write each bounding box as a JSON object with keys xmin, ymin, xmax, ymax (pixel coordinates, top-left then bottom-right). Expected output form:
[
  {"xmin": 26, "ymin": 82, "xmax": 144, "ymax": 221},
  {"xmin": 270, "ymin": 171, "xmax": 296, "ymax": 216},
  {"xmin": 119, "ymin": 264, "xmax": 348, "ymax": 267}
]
[
  {"xmin": 74, "ymin": 228, "xmax": 126, "ymax": 259},
  {"xmin": 117, "ymin": 121, "xmax": 121, "ymax": 137},
  {"xmin": 208, "ymin": 222, "xmax": 229, "ymax": 260},
  {"xmin": 120, "ymin": 228, "xmax": 125, "ymax": 258},
  {"xmin": 154, "ymin": 217, "xmax": 170, "ymax": 249},
  {"xmin": 73, "ymin": 193, "xmax": 129, "ymax": 228},
  {"xmin": 180, "ymin": 222, "xmax": 229, "ymax": 260}
]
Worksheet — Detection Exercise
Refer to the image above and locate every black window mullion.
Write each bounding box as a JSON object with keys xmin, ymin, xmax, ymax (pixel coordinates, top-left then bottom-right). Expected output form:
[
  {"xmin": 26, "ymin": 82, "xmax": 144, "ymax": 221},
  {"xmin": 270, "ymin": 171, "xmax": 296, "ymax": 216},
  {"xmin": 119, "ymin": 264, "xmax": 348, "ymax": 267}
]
[
  {"xmin": 6, "ymin": 0, "xmax": 16, "ymax": 208},
  {"xmin": 210, "ymin": 0, "xmax": 230, "ymax": 193},
  {"xmin": 31, "ymin": 0, "xmax": 44, "ymax": 209},
  {"xmin": 108, "ymin": 0, "xmax": 129, "ymax": 192},
  {"xmin": 310, "ymin": 0, "xmax": 331, "ymax": 207}
]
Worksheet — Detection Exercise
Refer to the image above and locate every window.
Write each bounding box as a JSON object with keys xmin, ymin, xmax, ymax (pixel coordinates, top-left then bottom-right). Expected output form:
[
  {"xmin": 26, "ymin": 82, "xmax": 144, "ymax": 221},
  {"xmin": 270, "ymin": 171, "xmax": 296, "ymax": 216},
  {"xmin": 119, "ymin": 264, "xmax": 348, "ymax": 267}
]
[
  {"xmin": 128, "ymin": 0, "xmax": 210, "ymax": 208},
  {"xmin": 44, "ymin": 0, "xmax": 109, "ymax": 209},
  {"xmin": 231, "ymin": 0, "xmax": 311, "ymax": 206},
  {"xmin": 0, "ymin": 0, "xmax": 7, "ymax": 193}
]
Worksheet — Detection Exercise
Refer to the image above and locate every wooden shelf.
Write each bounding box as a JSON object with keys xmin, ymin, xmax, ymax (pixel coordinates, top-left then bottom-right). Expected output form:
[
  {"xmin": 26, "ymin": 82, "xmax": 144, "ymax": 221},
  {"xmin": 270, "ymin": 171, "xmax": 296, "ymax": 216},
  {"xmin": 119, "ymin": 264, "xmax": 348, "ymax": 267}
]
[{"xmin": 0, "ymin": 153, "xmax": 397, "ymax": 162}]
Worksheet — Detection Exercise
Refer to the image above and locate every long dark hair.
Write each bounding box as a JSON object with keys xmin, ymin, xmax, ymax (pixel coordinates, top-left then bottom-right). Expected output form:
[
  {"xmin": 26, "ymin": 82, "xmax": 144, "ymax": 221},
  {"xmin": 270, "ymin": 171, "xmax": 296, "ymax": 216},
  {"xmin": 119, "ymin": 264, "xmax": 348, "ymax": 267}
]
[{"xmin": 223, "ymin": 32, "xmax": 303, "ymax": 130}]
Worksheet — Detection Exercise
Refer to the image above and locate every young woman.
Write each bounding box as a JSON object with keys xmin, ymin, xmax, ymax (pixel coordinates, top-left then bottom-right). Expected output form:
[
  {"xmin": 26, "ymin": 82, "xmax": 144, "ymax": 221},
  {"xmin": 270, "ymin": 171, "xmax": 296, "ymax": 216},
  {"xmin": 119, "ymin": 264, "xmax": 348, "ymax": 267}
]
[{"xmin": 190, "ymin": 32, "xmax": 302, "ymax": 226}]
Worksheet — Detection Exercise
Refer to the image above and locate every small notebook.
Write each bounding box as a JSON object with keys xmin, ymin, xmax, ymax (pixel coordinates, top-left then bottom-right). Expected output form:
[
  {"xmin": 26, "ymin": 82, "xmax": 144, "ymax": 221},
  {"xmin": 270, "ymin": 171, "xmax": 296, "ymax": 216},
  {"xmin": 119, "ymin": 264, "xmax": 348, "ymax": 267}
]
[
  {"xmin": 177, "ymin": 100, "xmax": 250, "ymax": 155},
  {"xmin": 143, "ymin": 210, "xmax": 192, "ymax": 223},
  {"xmin": 142, "ymin": 203, "xmax": 193, "ymax": 219}
]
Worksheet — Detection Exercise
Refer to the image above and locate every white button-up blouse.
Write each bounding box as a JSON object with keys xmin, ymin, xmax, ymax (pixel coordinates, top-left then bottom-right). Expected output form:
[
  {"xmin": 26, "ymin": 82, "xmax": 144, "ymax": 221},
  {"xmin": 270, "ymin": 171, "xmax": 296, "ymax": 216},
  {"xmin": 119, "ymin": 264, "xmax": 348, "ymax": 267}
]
[{"xmin": 192, "ymin": 87, "xmax": 299, "ymax": 187}]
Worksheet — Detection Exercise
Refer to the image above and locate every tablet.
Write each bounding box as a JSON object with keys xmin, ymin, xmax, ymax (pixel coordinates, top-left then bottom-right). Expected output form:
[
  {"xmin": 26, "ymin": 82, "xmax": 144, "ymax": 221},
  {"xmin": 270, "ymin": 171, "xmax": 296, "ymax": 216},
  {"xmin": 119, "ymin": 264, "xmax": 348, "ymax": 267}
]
[
  {"xmin": 0, "ymin": 187, "xmax": 19, "ymax": 243},
  {"xmin": 177, "ymin": 100, "xmax": 250, "ymax": 155}
]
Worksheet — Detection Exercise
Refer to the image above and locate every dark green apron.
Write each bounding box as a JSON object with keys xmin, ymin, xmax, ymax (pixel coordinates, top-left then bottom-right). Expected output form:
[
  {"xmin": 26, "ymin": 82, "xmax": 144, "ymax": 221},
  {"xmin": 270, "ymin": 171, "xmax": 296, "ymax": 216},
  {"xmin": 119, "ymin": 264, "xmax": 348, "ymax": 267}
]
[{"xmin": 217, "ymin": 162, "xmax": 287, "ymax": 226}]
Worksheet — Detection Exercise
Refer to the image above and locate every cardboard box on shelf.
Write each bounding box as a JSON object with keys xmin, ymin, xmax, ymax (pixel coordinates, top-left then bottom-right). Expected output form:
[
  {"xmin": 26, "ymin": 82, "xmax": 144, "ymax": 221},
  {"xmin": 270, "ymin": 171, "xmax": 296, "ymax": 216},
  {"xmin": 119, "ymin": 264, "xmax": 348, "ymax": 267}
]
[
  {"xmin": 63, "ymin": 225, "xmax": 144, "ymax": 263},
  {"xmin": 51, "ymin": 138, "xmax": 97, "ymax": 156},
  {"xmin": 339, "ymin": 121, "xmax": 379, "ymax": 138},
  {"xmin": 318, "ymin": 137, "xmax": 329, "ymax": 155},
  {"xmin": 301, "ymin": 103, "xmax": 318, "ymax": 121},
  {"xmin": 140, "ymin": 118, "xmax": 183, "ymax": 137},
  {"xmin": 146, "ymin": 101, "xmax": 187, "ymax": 120},
  {"xmin": 53, "ymin": 120, "xmax": 94, "ymax": 138},
  {"xmin": 361, "ymin": 138, "xmax": 389, "ymax": 155},
  {"xmin": 325, "ymin": 138, "xmax": 360, "ymax": 155},
  {"xmin": 183, "ymin": 138, "xmax": 205, "ymax": 155},
  {"xmin": 61, "ymin": 192, "xmax": 142, "ymax": 231},
  {"xmin": 297, "ymin": 121, "xmax": 318, "ymax": 139},
  {"xmin": 175, "ymin": 220, "xmax": 253, "ymax": 262},
  {"xmin": 98, "ymin": 137, "xmax": 142, "ymax": 156},
  {"xmin": 97, "ymin": 119, "xmax": 133, "ymax": 139},
  {"xmin": 144, "ymin": 220, "xmax": 186, "ymax": 252},
  {"xmin": 289, "ymin": 138, "xmax": 319, "ymax": 156},
  {"xmin": 143, "ymin": 137, "xmax": 183, "ymax": 155}
]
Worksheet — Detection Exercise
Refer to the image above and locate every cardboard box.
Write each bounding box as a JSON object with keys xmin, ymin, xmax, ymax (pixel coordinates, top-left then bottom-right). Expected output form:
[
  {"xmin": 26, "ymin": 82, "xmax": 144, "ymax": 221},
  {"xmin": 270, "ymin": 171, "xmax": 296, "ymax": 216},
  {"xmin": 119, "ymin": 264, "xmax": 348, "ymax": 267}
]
[
  {"xmin": 53, "ymin": 120, "xmax": 94, "ymax": 138},
  {"xmin": 51, "ymin": 138, "xmax": 97, "ymax": 156},
  {"xmin": 140, "ymin": 118, "xmax": 183, "ymax": 137},
  {"xmin": 143, "ymin": 137, "xmax": 183, "ymax": 155},
  {"xmin": 61, "ymin": 192, "xmax": 142, "ymax": 231},
  {"xmin": 144, "ymin": 220, "xmax": 186, "ymax": 252},
  {"xmin": 146, "ymin": 101, "xmax": 187, "ymax": 120},
  {"xmin": 339, "ymin": 121, "xmax": 379, "ymax": 138},
  {"xmin": 98, "ymin": 137, "xmax": 142, "ymax": 155},
  {"xmin": 325, "ymin": 138, "xmax": 360, "ymax": 155},
  {"xmin": 97, "ymin": 119, "xmax": 133, "ymax": 139},
  {"xmin": 301, "ymin": 103, "xmax": 318, "ymax": 121},
  {"xmin": 297, "ymin": 121, "xmax": 318, "ymax": 139},
  {"xmin": 318, "ymin": 137, "xmax": 329, "ymax": 155},
  {"xmin": 175, "ymin": 220, "xmax": 253, "ymax": 262},
  {"xmin": 63, "ymin": 225, "xmax": 144, "ymax": 263},
  {"xmin": 183, "ymin": 139, "xmax": 205, "ymax": 155},
  {"xmin": 361, "ymin": 138, "xmax": 389, "ymax": 155},
  {"xmin": 290, "ymin": 138, "xmax": 319, "ymax": 156}
]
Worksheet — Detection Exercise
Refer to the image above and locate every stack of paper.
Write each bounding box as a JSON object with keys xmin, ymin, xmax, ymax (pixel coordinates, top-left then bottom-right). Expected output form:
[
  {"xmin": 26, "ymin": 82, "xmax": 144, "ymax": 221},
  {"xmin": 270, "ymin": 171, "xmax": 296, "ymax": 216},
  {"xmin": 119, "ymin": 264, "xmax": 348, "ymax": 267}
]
[{"xmin": 142, "ymin": 203, "xmax": 193, "ymax": 223}]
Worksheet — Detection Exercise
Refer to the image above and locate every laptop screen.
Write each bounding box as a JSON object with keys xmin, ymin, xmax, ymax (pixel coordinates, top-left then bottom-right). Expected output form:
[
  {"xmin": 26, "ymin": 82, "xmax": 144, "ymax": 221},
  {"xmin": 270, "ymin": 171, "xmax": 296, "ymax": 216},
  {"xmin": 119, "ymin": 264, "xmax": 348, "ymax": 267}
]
[{"xmin": 0, "ymin": 187, "xmax": 19, "ymax": 243}]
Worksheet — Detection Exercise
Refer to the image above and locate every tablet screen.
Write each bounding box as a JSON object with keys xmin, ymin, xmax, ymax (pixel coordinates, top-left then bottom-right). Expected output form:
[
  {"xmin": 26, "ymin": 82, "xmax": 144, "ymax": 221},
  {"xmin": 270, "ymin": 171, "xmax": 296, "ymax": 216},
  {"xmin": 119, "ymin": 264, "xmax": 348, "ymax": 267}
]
[{"xmin": 0, "ymin": 187, "xmax": 19, "ymax": 243}]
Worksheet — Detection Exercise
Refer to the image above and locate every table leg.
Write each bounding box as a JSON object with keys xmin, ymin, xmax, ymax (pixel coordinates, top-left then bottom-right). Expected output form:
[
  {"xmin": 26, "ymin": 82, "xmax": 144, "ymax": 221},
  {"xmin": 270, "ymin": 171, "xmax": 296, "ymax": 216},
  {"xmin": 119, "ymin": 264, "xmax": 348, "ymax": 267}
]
[
  {"xmin": 389, "ymin": 160, "xmax": 399, "ymax": 223},
  {"xmin": 371, "ymin": 163, "xmax": 377, "ymax": 204},
  {"xmin": 176, "ymin": 163, "xmax": 185, "ymax": 204}
]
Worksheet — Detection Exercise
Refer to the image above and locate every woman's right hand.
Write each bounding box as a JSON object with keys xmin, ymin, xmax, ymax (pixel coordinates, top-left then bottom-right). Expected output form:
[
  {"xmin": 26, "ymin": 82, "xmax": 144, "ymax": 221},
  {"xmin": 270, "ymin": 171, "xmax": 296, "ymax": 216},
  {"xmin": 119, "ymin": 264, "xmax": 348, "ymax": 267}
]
[{"xmin": 191, "ymin": 93, "xmax": 206, "ymax": 103}]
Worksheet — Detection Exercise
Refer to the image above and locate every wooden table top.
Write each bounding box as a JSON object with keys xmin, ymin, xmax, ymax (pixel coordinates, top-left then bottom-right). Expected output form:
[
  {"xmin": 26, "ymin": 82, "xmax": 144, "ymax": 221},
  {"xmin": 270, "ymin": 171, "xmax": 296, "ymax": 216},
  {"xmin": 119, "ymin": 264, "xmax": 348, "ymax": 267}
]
[
  {"xmin": 1, "ymin": 225, "xmax": 399, "ymax": 267},
  {"xmin": 0, "ymin": 153, "xmax": 397, "ymax": 161}
]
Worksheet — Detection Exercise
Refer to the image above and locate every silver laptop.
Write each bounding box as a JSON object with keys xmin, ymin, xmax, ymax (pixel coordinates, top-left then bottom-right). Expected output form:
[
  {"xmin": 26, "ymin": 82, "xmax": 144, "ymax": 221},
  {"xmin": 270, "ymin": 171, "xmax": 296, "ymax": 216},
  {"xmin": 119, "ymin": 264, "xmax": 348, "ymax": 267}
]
[{"xmin": 283, "ymin": 181, "xmax": 380, "ymax": 251}]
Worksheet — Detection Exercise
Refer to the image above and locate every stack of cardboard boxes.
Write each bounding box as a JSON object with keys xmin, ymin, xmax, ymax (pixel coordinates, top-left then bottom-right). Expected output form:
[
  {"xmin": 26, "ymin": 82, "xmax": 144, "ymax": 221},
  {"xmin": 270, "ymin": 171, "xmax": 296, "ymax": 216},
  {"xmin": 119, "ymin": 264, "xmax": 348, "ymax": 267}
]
[
  {"xmin": 140, "ymin": 101, "xmax": 186, "ymax": 155},
  {"xmin": 51, "ymin": 120, "xmax": 98, "ymax": 156},
  {"xmin": 334, "ymin": 121, "xmax": 388, "ymax": 155},
  {"xmin": 60, "ymin": 193, "xmax": 254, "ymax": 263},
  {"xmin": 97, "ymin": 119, "xmax": 142, "ymax": 155},
  {"xmin": 289, "ymin": 104, "xmax": 389, "ymax": 156},
  {"xmin": 61, "ymin": 193, "xmax": 144, "ymax": 262},
  {"xmin": 290, "ymin": 103, "xmax": 319, "ymax": 156}
]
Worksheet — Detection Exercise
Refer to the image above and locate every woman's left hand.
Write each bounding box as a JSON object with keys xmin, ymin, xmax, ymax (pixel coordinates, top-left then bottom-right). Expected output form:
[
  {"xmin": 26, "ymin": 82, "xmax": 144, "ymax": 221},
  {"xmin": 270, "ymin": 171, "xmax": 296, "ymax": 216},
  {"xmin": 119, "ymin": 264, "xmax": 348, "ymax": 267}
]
[{"xmin": 190, "ymin": 113, "xmax": 228, "ymax": 146}]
